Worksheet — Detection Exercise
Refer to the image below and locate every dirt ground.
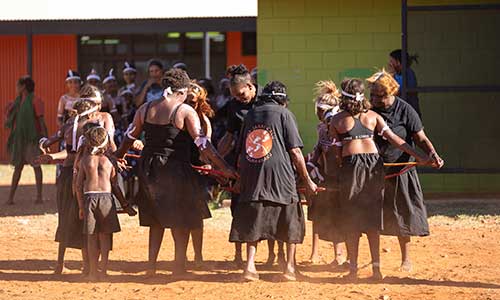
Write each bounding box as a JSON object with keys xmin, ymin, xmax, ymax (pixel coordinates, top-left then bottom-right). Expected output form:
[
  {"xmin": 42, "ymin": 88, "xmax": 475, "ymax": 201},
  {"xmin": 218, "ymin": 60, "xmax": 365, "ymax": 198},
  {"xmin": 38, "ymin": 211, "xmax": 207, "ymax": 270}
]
[{"xmin": 0, "ymin": 166, "xmax": 499, "ymax": 300}]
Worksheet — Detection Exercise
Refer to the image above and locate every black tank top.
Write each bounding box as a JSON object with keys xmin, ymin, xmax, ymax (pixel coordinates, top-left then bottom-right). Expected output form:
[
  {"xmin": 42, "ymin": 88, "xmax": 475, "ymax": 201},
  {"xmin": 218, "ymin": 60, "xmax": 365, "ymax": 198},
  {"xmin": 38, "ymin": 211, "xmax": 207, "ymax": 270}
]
[
  {"xmin": 338, "ymin": 115, "xmax": 374, "ymax": 142},
  {"xmin": 142, "ymin": 102, "xmax": 193, "ymax": 163}
]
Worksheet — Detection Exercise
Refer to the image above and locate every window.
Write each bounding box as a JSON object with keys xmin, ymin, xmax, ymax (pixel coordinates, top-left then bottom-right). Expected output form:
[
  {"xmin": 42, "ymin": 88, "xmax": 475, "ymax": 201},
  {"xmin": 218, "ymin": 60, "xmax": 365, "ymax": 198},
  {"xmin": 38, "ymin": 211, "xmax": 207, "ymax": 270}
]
[{"xmin": 242, "ymin": 31, "xmax": 256, "ymax": 56}]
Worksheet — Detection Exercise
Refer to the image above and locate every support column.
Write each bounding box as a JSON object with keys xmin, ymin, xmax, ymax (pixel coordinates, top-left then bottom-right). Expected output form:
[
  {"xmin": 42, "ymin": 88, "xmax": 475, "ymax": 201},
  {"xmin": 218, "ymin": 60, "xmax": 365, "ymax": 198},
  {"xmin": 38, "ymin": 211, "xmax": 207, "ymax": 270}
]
[{"xmin": 203, "ymin": 32, "xmax": 210, "ymax": 79}]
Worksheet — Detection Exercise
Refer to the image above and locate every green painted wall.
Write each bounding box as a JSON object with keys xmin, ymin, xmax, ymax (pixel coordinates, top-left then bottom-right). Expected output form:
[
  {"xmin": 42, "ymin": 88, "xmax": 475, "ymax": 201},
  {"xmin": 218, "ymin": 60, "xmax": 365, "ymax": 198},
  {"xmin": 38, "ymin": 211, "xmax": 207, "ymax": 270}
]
[
  {"xmin": 258, "ymin": 0, "xmax": 401, "ymax": 151},
  {"xmin": 257, "ymin": 0, "xmax": 500, "ymax": 193}
]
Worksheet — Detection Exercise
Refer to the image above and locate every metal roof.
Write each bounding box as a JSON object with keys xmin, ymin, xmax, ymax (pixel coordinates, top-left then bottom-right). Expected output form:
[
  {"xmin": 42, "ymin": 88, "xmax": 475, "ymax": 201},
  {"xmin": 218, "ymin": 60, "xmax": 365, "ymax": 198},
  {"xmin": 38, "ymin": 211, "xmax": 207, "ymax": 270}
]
[{"xmin": 0, "ymin": 0, "xmax": 257, "ymax": 21}]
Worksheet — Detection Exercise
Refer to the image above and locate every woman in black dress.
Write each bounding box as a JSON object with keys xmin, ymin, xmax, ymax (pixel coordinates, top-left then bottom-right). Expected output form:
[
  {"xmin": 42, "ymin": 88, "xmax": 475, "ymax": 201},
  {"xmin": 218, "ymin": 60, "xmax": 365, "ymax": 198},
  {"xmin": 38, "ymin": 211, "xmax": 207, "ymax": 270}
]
[
  {"xmin": 329, "ymin": 78, "xmax": 432, "ymax": 280},
  {"xmin": 367, "ymin": 70, "xmax": 444, "ymax": 272},
  {"xmin": 115, "ymin": 69, "xmax": 237, "ymax": 276}
]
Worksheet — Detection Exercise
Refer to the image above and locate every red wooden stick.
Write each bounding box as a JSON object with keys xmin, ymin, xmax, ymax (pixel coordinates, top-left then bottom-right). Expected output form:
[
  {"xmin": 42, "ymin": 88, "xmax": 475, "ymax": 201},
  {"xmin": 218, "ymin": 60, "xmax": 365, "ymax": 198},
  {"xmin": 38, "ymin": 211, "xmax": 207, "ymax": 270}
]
[
  {"xmin": 297, "ymin": 187, "xmax": 327, "ymax": 193},
  {"xmin": 125, "ymin": 153, "xmax": 141, "ymax": 159},
  {"xmin": 191, "ymin": 165, "xmax": 228, "ymax": 177},
  {"xmin": 384, "ymin": 165, "xmax": 415, "ymax": 179}
]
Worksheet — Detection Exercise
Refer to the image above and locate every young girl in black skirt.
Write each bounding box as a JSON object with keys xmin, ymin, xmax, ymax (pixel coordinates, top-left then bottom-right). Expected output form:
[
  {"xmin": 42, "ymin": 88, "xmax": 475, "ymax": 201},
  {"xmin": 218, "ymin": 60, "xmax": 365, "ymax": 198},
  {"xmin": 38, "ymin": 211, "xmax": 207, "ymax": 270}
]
[
  {"xmin": 306, "ymin": 80, "xmax": 346, "ymax": 266},
  {"xmin": 38, "ymin": 86, "xmax": 102, "ymax": 275},
  {"xmin": 185, "ymin": 81, "xmax": 215, "ymax": 266},
  {"xmin": 329, "ymin": 78, "xmax": 432, "ymax": 280}
]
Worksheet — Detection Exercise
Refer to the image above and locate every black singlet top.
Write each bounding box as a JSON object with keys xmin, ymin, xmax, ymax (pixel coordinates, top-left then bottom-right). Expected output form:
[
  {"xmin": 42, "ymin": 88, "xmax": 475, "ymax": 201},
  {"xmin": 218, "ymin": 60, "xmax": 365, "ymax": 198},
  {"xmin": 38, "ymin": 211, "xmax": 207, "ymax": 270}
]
[
  {"xmin": 337, "ymin": 115, "xmax": 374, "ymax": 142},
  {"xmin": 142, "ymin": 102, "xmax": 193, "ymax": 163}
]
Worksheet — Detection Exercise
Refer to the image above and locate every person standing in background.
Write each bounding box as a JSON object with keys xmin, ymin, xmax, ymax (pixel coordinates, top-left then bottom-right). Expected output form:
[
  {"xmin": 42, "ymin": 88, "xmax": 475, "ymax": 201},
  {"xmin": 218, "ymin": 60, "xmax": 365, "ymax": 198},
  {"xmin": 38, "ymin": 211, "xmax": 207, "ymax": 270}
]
[
  {"xmin": 135, "ymin": 60, "xmax": 164, "ymax": 107},
  {"xmin": 388, "ymin": 49, "xmax": 421, "ymax": 117},
  {"xmin": 5, "ymin": 76, "xmax": 47, "ymax": 205},
  {"xmin": 57, "ymin": 70, "xmax": 81, "ymax": 126},
  {"xmin": 119, "ymin": 61, "xmax": 138, "ymax": 96}
]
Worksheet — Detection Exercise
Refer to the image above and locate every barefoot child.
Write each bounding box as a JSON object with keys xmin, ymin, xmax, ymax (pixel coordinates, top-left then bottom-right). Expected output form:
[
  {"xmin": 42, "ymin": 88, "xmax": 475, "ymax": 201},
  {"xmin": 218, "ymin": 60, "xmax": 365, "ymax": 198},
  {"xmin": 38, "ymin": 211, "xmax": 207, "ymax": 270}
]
[{"xmin": 75, "ymin": 126, "xmax": 136, "ymax": 280}]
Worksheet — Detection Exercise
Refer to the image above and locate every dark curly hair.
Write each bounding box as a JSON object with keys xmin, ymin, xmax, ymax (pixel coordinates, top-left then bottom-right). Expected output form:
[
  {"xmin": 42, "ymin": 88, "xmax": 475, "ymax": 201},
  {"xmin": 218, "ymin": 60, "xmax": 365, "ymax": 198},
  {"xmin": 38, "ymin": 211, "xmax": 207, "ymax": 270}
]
[
  {"xmin": 260, "ymin": 81, "xmax": 289, "ymax": 105},
  {"xmin": 18, "ymin": 76, "xmax": 35, "ymax": 93},
  {"xmin": 339, "ymin": 78, "xmax": 371, "ymax": 115},
  {"xmin": 70, "ymin": 99, "xmax": 96, "ymax": 121},
  {"xmin": 226, "ymin": 64, "xmax": 252, "ymax": 86},
  {"xmin": 390, "ymin": 49, "xmax": 419, "ymax": 67},
  {"xmin": 79, "ymin": 84, "xmax": 101, "ymax": 101},
  {"xmin": 82, "ymin": 122, "xmax": 100, "ymax": 135},
  {"xmin": 86, "ymin": 126, "xmax": 108, "ymax": 155},
  {"xmin": 161, "ymin": 68, "xmax": 190, "ymax": 92}
]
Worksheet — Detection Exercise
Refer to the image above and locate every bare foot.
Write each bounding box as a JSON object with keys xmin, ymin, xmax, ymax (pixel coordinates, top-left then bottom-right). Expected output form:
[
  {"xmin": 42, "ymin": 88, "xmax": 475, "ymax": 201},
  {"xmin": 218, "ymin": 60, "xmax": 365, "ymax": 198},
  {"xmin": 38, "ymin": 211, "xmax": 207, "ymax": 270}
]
[
  {"xmin": 53, "ymin": 263, "xmax": 64, "ymax": 275},
  {"xmin": 277, "ymin": 253, "xmax": 286, "ymax": 270},
  {"xmin": 171, "ymin": 269, "xmax": 192, "ymax": 280},
  {"xmin": 400, "ymin": 260, "xmax": 412, "ymax": 272},
  {"xmin": 265, "ymin": 253, "xmax": 275, "ymax": 266},
  {"xmin": 342, "ymin": 270, "xmax": 358, "ymax": 281},
  {"xmin": 369, "ymin": 269, "xmax": 384, "ymax": 281},
  {"xmin": 85, "ymin": 272, "xmax": 100, "ymax": 282},
  {"xmin": 242, "ymin": 270, "xmax": 259, "ymax": 281},
  {"xmin": 145, "ymin": 269, "xmax": 156, "ymax": 278},
  {"xmin": 307, "ymin": 255, "xmax": 320, "ymax": 265},
  {"xmin": 5, "ymin": 199, "xmax": 14, "ymax": 205},
  {"xmin": 282, "ymin": 268, "xmax": 297, "ymax": 281},
  {"xmin": 194, "ymin": 257, "xmax": 204, "ymax": 269},
  {"xmin": 233, "ymin": 257, "xmax": 244, "ymax": 269},
  {"xmin": 99, "ymin": 271, "xmax": 109, "ymax": 281}
]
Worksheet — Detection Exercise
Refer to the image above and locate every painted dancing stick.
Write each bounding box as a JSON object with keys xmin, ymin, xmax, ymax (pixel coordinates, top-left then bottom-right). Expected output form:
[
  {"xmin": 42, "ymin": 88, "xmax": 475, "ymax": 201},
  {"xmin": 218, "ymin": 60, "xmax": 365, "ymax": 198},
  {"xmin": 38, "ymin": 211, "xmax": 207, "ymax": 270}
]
[{"xmin": 384, "ymin": 161, "xmax": 420, "ymax": 167}]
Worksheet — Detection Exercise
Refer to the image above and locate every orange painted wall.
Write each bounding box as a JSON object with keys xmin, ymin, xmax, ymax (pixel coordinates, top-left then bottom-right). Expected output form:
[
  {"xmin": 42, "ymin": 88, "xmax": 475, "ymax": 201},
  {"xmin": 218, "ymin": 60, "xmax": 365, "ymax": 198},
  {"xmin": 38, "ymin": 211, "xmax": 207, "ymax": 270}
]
[
  {"xmin": 33, "ymin": 35, "xmax": 78, "ymax": 142},
  {"xmin": 0, "ymin": 36, "xmax": 27, "ymax": 162},
  {"xmin": 226, "ymin": 32, "xmax": 256, "ymax": 70}
]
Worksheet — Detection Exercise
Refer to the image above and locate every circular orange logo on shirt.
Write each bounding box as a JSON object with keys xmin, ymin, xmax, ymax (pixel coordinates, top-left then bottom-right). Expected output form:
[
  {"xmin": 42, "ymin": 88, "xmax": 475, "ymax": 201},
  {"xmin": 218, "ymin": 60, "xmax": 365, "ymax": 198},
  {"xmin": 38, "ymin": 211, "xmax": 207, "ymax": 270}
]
[{"xmin": 246, "ymin": 128, "xmax": 273, "ymax": 160}]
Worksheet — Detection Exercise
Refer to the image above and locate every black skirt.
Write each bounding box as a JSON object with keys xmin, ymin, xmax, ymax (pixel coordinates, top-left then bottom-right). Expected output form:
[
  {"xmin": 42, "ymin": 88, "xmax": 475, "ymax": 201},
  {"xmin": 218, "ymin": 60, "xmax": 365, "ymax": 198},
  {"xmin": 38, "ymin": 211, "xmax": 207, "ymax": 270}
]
[
  {"xmin": 137, "ymin": 155, "xmax": 211, "ymax": 229},
  {"xmin": 55, "ymin": 166, "xmax": 84, "ymax": 249},
  {"xmin": 339, "ymin": 154, "xmax": 384, "ymax": 234},
  {"xmin": 229, "ymin": 200, "xmax": 305, "ymax": 243},
  {"xmin": 309, "ymin": 176, "xmax": 345, "ymax": 243},
  {"xmin": 381, "ymin": 168, "xmax": 429, "ymax": 237}
]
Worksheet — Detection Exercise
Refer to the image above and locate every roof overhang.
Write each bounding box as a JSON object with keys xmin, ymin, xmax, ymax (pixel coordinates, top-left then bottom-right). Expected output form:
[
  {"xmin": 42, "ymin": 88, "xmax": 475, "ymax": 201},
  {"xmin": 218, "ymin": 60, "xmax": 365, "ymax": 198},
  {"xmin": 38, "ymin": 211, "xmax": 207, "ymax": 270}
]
[
  {"xmin": 0, "ymin": 0, "xmax": 257, "ymax": 34},
  {"xmin": 0, "ymin": 0, "xmax": 257, "ymax": 21}
]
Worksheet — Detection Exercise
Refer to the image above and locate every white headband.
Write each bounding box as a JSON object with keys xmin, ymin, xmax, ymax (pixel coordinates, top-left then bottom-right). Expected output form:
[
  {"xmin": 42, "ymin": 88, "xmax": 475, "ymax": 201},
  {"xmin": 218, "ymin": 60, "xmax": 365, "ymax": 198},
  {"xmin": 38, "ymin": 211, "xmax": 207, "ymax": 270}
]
[
  {"xmin": 66, "ymin": 70, "xmax": 81, "ymax": 82},
  {"xmin": 163, "ymin": 87, "xmax": 187, "ymax": 97},
  {"xmin": 316, "ymin": 103, "xmax": 334, "ymax": 111},
  {"xmin": 323, "ymin": 106, "xmax": 340, "ymax": 120},
  {"xmin": 262, "ymin": 91, "xmax": 287, "ymax": 98},
  {"xmin": 372, "ymin": 72, "xmax": 384, "ymax": 81},
  {"xmin": 123, "ymin": 62, "xmax": 136, "ymax": 73},
  {"xmin": 341, "ymin": 90, "xmax": 364, "ymax": 101},
  {"xmin": 120, "ymin": 88, "xmax": 133, "ymax": 96},
  {"xmin": 86, "ymin": 74, "xmax": 101, "ymax": 81},
  {"xmin": 72, "ymin": 105, "xmax": 99, "ymax": 151},
  {"xmin": 103, "ymin": 69, "xmax": 116, "ymax": 84},
  {"xmin": 90, "ymin": 132, "xmax": 109, "ymax": 155}
]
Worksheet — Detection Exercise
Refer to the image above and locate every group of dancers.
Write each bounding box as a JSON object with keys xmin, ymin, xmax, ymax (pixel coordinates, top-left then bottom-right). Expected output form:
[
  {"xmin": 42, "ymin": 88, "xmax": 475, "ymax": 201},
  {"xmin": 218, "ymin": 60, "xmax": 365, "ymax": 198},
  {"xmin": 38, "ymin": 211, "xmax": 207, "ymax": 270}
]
[{"xmin": 17, "ymin": 51, "xmax": 443, "ymax": 282}]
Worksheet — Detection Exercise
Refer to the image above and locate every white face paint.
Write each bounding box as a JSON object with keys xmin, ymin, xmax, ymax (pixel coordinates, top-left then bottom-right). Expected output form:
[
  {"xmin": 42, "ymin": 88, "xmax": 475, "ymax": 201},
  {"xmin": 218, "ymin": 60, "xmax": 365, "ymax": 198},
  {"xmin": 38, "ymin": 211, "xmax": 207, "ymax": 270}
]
[
  {"xmin": 194, "ymin": 136, "xmax": 209, "ymax": 150},
  {"xmin": 125, "ymin": 123, "xmax": 137, "ymax": 140}
]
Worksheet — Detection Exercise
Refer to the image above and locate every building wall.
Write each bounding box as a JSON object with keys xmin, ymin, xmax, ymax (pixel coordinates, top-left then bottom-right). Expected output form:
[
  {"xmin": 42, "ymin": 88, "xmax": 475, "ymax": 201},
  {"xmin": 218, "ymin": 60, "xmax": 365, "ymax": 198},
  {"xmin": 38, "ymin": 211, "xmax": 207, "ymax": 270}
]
[
  {"xmin": 257, "ymin": 0, "xmax": 500, "ymax": 194},
  {"xmin": 0, "ymin": 36, "xmax": 27, "ymax": 161},
  {"xmin": 258, "ymin": 0, "xmax": 401, "ymax": 151},
  {"xmin": 32, "ymin": 35, "xmax": 78, "ymax": 139},
  {"xmin": 406, "ymin": 0, "xmax": 500, "ymax": 193},
  {"xmin": 226, "ymin": 31, "xmax": 257, "ymax": 70},
  {"xmin": 0, "ymin": 35, "xmax": 77, "ymax": 162}
]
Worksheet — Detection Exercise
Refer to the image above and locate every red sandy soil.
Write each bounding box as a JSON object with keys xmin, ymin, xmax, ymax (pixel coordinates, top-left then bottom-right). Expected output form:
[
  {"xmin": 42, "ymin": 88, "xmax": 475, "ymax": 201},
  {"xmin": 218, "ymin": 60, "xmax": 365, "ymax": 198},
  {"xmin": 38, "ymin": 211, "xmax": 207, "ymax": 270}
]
[{"xmin": 0, "ymin": 166, "xmax": 499, "ymax": 300}]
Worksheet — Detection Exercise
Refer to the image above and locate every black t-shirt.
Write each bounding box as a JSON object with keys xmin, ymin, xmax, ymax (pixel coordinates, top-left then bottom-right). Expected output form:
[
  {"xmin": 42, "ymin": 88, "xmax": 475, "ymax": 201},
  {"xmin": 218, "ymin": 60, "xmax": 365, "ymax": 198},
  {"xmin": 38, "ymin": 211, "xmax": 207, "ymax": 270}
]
[
  {"xmin": 237, "ymin": 101, "xmax": 304, "ymax": 205},
  {"xmin": 373, "ymin": 97, "xmax": 423, "ymax": 164}
]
